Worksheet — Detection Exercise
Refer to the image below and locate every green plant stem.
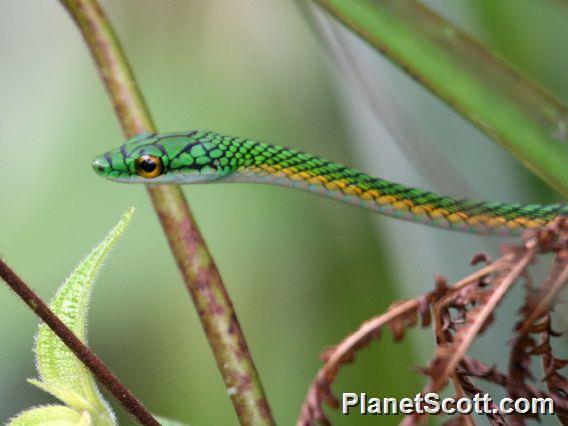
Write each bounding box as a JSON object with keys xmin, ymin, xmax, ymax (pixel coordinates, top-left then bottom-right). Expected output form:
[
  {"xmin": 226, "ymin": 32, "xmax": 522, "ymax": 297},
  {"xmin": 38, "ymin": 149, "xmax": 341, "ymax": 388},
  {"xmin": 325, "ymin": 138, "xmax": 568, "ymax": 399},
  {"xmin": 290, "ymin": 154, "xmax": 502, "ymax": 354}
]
[
  {"xmin": 58, "ymin": 1, "xmax": 274, "ymax": 424},
  {"xmin": 0, "ymin": 258, "xmax": 159, "ymax": 426},
  {"xmin": 313, "ymin": 0, "xmax": 568, "ymax": 198}
]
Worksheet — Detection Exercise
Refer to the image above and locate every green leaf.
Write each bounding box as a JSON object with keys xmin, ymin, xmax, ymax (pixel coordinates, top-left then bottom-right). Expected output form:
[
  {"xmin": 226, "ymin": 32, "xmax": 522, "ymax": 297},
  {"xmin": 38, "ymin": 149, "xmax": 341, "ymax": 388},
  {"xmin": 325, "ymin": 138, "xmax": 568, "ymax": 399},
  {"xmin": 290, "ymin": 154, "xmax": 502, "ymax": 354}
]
[
  {"xmin": 314, "ymin": 0, "xmax": 568, "ymax": 197},
  {"xmin": 8, "ymin": 405, "xmax": 90, "ymax": 425},
  {"xmin": 31, "ymin": 207, "xmax": 134, "ymax": 425},
  {"xmin": 27, "ymin": 379, "xmax": 96, "ymax": 413}
]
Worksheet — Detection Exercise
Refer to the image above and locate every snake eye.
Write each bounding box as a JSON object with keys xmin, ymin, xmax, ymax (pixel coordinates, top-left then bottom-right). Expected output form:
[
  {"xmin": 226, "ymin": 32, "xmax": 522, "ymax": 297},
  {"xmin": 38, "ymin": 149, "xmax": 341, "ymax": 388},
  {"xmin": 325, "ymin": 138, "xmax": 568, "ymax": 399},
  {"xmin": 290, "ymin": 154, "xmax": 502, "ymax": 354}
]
[{"xmin": 135, "ymin": 155, "xmax": 163, "ymax": 178}]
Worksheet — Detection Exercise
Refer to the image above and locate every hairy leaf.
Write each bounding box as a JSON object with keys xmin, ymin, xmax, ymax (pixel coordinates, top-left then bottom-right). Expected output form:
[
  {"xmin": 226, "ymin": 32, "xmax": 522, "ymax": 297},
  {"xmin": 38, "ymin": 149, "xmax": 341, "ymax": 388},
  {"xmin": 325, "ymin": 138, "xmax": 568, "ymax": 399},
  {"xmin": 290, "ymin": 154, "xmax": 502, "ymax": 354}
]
[{"xmin": 30, "ymin": 208, "xmax": 134, "ymax": 425}]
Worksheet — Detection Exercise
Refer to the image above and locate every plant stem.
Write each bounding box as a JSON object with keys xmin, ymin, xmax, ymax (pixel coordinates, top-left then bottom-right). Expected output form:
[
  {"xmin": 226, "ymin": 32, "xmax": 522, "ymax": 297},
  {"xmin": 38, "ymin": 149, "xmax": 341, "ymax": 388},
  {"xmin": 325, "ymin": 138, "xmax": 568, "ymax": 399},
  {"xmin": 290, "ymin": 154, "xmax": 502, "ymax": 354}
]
[
  {"xmin": 0, "ymin": 258, "xmax": 158, "ymax": 426},
  {"xmin": 312, "ymin": 0, "xmax": 568, "ymax": 198},
  {"xmin": 58, "ymin": 1, "xmax": 274, "ymax": 424}
]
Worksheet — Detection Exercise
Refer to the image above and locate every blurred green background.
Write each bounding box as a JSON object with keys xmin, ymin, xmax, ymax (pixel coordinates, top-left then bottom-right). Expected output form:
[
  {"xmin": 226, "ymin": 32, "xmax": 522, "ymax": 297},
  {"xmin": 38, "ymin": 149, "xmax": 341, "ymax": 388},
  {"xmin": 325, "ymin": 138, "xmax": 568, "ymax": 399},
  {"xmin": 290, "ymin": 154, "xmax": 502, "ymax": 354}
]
[{"xmin": 1, "ymin": 1, "xmax": 566, "ymax": 424}]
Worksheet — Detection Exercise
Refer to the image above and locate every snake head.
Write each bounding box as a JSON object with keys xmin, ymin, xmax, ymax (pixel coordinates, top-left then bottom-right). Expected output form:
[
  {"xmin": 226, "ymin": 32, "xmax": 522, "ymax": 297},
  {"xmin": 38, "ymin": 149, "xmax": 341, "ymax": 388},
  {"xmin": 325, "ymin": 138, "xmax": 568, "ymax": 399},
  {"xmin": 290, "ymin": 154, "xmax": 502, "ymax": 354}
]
[{"xmin": 92, "ymin": 131, "xmax": 237, "ymax": 184}]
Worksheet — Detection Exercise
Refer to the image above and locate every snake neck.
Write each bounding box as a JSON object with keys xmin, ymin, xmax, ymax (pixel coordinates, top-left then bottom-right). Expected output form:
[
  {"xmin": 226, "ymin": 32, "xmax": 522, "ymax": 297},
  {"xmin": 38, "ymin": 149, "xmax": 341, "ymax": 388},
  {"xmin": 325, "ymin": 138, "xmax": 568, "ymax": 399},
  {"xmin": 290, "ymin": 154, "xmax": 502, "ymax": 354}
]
[{"xmin": 222, "ymin": 143, "xmax": 566, "ymax": 236}]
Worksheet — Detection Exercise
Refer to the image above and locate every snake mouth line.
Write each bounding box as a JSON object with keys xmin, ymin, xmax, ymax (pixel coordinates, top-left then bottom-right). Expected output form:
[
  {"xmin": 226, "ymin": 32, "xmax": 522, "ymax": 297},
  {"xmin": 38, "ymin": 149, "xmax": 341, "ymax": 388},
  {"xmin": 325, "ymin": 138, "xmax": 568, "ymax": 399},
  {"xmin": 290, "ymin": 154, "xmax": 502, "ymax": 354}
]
[{"xmin": 106, "ymin": 172, "xmax": 223, "ymax": 185}]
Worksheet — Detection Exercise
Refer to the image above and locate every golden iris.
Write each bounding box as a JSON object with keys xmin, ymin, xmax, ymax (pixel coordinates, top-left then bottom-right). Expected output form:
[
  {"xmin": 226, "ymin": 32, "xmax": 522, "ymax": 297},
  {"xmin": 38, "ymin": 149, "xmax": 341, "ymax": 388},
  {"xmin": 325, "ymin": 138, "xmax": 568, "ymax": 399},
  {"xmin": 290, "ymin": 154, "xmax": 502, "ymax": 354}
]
[{"xmin": 135, "ymin": 155, "xmax": 163, "ymax": 178}]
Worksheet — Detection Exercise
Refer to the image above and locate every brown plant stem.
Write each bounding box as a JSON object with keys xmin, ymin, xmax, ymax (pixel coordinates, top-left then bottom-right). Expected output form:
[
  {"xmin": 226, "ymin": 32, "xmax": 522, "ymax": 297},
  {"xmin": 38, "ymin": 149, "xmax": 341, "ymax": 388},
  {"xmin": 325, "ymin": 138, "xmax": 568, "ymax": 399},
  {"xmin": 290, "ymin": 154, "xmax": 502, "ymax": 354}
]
[
  {"xmin": 0, "ymin": 258, "xmax": 159, "ymax": 426},
  {"xmin": 58, "ymin": 1, "xmax": 274, "ymax": 424}
]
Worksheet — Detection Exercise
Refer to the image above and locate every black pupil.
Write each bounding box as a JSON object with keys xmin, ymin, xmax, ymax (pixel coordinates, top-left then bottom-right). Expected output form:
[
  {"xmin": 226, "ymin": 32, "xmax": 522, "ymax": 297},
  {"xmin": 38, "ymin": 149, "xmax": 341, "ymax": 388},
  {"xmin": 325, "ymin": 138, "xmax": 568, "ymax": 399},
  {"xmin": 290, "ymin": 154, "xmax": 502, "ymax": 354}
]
[{"xmin": 139, "ymin": 157, "xmax": 157, "ymax": 172}]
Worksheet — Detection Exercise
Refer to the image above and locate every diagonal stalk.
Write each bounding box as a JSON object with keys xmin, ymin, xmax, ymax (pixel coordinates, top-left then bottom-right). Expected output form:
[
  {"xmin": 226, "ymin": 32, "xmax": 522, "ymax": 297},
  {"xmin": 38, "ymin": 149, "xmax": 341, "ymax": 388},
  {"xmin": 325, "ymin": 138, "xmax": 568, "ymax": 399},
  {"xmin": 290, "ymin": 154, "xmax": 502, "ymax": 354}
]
[{"xmin": 58, "ymin": 1, "xmax": 274, "ymax": 424}]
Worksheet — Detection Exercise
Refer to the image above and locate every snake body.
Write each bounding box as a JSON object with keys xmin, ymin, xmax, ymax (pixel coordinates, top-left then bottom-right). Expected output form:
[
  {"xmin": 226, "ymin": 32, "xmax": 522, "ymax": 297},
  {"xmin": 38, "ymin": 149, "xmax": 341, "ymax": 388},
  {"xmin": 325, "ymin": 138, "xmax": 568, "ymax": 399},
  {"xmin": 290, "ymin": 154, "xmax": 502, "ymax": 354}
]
[{"xmin": 92, "ymin": 130, "xmax": 567, "ymax": 236}]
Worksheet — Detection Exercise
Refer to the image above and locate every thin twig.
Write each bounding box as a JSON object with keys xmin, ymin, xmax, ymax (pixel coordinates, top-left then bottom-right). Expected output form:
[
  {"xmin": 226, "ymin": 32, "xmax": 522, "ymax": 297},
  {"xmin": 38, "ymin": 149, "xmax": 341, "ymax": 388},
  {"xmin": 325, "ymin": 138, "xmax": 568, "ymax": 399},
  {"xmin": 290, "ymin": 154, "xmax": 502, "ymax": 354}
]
[
  {"xmin": 0, "ymin": 258, "xmax": 159, "ymax": 426},
  {"xmin": 449, "ymin": 375, "xmax": 476, "ymax": 426},
  {"xmin": 298, "ymin": 299, "xmax": 420, "ymax": 424},
  {"xmin": 58, "ymin": 1, "xmax": 274, "ymax": 424}
]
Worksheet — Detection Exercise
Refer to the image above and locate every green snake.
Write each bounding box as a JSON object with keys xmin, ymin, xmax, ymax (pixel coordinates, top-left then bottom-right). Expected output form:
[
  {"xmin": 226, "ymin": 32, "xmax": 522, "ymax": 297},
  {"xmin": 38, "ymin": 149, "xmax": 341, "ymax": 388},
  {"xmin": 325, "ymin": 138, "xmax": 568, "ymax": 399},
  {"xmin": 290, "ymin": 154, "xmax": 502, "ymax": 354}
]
[{"xmin": 92, "ymin": 130, "xmax": 567, "ymax": 236}]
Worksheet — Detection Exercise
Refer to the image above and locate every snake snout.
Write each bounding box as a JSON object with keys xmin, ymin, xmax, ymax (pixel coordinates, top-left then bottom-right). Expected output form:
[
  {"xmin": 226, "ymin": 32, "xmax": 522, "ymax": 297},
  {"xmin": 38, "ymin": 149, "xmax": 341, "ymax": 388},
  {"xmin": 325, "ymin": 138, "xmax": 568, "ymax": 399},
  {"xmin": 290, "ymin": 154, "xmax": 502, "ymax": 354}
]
[{"xmin": 92, "ymin": 156, "xmax": 110, "ymax": 176}]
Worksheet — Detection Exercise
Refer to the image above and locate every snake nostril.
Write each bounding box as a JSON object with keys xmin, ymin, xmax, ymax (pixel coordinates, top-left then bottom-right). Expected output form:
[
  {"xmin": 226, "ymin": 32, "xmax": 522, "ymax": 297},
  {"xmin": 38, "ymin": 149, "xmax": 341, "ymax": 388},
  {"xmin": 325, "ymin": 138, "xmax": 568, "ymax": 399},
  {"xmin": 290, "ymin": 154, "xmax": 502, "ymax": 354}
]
[{"xmin": 92, "ymin": 158, "xmax": 107, "ymax": 173}]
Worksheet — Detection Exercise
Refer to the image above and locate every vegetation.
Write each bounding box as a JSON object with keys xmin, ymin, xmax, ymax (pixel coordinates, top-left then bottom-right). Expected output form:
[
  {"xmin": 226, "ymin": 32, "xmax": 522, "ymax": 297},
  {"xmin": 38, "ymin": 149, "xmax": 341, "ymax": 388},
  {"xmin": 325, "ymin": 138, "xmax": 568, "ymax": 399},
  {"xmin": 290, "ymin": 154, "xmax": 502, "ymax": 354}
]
[{"xmin": 1, "ymin": 1, "xmax": 566, "ymax": 425}]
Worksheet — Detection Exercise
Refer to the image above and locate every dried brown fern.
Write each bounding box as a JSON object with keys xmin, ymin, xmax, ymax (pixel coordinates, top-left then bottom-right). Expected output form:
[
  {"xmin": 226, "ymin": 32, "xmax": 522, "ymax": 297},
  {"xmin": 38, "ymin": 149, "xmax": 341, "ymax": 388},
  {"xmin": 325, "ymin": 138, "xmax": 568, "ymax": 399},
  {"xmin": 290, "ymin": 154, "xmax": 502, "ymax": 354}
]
[
  {"xmin": 298, "ymin": 293, "xmax": 443, "ymax": 425},
  {"xmin": 298, "ymin": 218, "xmax": 568, "ymax": 425}
]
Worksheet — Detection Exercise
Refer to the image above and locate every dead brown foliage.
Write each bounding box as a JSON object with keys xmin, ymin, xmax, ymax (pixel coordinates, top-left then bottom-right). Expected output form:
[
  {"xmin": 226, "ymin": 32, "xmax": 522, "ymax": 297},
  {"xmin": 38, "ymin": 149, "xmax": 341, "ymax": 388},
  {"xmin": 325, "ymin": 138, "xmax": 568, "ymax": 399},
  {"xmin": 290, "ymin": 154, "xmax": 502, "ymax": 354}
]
[{"xmin": 298, "ymin": 218, "xmax": 568, "ymax": 425}]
